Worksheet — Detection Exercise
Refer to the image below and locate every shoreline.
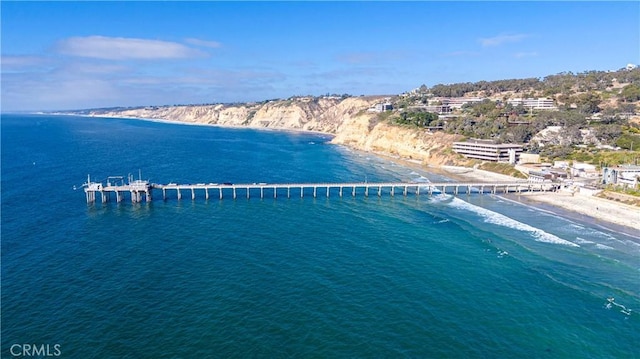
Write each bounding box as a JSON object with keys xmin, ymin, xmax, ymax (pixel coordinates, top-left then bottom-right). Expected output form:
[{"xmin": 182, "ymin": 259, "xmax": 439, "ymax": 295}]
[
  {"xmin": 49, "ymin": 112, "xmax": 337, "ymax": 138},
  {"xmin": 515, "ymin": 191, "xmax": 640, "ymax": 238},
  {"xmin": 437, "ymin": 165, "xmax": 640, "ymax": 236},
  {"xmin": 48, "ymin": 112, "xmax": 639, "ymax": 235}
]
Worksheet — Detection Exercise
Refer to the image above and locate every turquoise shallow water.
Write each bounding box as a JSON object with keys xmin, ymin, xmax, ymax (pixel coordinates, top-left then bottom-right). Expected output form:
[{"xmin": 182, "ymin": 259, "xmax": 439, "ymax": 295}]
[{"xmin": 2, "ymin": 114, "xmax": 639, "ymax": 358}]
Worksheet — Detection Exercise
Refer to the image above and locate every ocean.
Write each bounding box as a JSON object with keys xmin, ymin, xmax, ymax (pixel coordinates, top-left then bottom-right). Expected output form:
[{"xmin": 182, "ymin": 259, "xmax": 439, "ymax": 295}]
[{"xmin": 2, "ymin": 114, "xmax": 638, "ymax": 358}]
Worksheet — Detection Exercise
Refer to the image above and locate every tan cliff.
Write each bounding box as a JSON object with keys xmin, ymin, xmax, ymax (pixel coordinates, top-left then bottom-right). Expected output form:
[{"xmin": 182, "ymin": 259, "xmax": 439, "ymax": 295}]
[
  {"xmin": 331, "ymin": 115, "xmax": 463, "ymax": 166},
  {"xmin": 86, "ymin": 96, "xmax": 464, "ymax": 166}
]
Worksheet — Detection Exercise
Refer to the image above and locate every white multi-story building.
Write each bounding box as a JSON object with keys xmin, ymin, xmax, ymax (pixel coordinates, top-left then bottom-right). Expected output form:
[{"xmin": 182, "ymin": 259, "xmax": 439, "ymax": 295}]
[
  {"xmin": 440, "ymin": 97, "xmax": 484, "ymax": 109},
  {"xmin": 507, "ymin": 98, "xmax": 557, "ymax": 110},
  {"xmin": 602, "ymin": 165, "xmax": 640, "ymax": 186},
  {"xmin": 452, "ymin": 140, "xmax": 523, "ymax": 164}
]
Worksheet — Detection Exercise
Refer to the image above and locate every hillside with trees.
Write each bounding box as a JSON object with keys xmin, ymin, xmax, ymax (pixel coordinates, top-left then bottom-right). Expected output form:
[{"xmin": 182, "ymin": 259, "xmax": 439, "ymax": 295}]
[{"xmin": 387, "ymin": 67, "xmax": 640, "ymax": 166}]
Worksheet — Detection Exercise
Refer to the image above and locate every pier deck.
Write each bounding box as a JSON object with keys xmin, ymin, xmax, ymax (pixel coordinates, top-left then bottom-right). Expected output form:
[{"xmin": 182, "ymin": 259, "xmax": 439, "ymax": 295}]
[{"xmin": 82, "ymin": 175, "xmax": 559, "ymax": 204}]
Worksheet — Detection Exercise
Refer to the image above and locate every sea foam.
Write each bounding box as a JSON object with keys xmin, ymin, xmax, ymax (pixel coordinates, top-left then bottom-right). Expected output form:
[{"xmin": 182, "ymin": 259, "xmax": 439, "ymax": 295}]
[{"xmin": 448, "ymin": 198, "xmax": 579, "ymax": 247}]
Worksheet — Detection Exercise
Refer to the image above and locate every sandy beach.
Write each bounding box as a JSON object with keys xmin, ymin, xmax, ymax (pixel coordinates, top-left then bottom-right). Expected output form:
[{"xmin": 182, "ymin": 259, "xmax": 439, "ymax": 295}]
[
  {"xmin": 517, "ymin": 191, "xmax": 640, "ymax": 234},
  {"xmin": 440, "ymin": 166, "xmax": 640, "ymax": 235}
]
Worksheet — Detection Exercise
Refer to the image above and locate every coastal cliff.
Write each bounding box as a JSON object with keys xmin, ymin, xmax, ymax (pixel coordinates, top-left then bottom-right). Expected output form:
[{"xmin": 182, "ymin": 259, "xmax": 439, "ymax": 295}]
[{"xmin": 84, "ymin": 97, "xmax": 464, "ymax": 165}]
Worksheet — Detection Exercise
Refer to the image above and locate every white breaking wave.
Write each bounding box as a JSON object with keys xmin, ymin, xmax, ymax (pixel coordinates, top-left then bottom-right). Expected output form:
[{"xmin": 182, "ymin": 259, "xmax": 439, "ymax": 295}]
[
  {"xmin": 448, "ymin": 198, "xmax": 579, "ymax": 247},
  {"xmin": 575, "ymin": 237, "xmax": 595, "ymax": 245},
  {"xmin": 413, "ymin": 176, "xmax": 431, "ymax": 183},
  {"xmin": 428, "ymin": 193, "xmax": 452, "ymax": 203},
  {"xmin": 595, "ymin": 244, "xmax": 615, "ymax": 250},
  {"xmin": 567, "ymin": 224, "xmax": 618, "ymax": 241}
]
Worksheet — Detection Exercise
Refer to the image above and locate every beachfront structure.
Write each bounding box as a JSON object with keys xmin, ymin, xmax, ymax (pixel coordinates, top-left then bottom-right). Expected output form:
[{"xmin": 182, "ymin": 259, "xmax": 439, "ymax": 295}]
[
  {"xmin": 507, "ymin": 98, "xmax": 557, "ymax": 110},
  {"xmin": 452, "ymin": 140, "xmax": 523, "ymax": 164},
  {"xmin": 602, "ymin": 165, "xmax": 640, "ymax": 187},
  {"xmin": 571, "ymin": 162, "xmax": 599, "ymax": 178},
  {"xmin": 528, "ymin": 170, "xmax": 553, "ymax": 183},
  {"xmin": 528, "ymin": 169, "xmax": 568, "ymax": 183}
]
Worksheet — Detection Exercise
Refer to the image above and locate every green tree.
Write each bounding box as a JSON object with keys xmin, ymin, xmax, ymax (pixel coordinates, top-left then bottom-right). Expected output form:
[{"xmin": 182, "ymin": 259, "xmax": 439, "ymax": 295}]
[
  {"xmin": 620, "ymin": 84, "xmax": 640, "ymax": 102},
  {"xmin": 575, "ymin": 92, "xmax": 602, "ymax": 114}
]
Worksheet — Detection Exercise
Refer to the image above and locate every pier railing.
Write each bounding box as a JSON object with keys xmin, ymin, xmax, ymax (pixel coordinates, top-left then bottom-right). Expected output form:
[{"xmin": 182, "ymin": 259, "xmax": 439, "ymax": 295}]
[{"xmin": 81, "ymin": 176, "xmax": 560, "ymax": 204}]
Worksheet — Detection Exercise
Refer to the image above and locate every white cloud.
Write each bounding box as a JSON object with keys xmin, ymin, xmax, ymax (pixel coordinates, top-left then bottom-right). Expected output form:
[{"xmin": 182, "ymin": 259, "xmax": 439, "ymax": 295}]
[
  {"xmin": 184, "ymin": 38, "xmax": 222, "ymax": 48},
  {"xmin": 56, "ymin": 36, "xmax": 205, "ymax": 60},
  {"xmin": 479, "ymin": 34, "xmax": 529, "ymax": 47},
  {"xmin": 1, "ymin": 55, "xmax": 51, "ymax": 72}
]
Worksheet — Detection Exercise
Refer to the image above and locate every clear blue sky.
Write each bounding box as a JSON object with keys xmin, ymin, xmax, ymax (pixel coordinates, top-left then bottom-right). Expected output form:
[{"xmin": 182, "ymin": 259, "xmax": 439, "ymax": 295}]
[{"xmin": 1, "ymin": 1, "xmax": 638, "ymax": 111}]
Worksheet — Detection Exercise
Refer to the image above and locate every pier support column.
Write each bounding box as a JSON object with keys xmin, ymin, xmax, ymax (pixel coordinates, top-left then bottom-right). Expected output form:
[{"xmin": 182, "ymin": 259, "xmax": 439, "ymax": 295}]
[
  {"xmin": 301, "ymin": 187, "xmax": 304, "ymax": 198},
  {"xmin": 416, "ymin": 186, "xmax": 420, "ymax": 196},
  {"xmin": 391, "ymin": 187, "xmax": 394, "ymax": 196},
  {"xmin": 429, "ymin": 186, "xmax": 433, "ymax": 195},
  {"xmin": 261, "ymin": 187, "xmax": 264, "ymax": 199},
  {"xmin": 287, "ymin": 187, "xmax": 290, "ymax": 199},
  {"xmin": 101, "ymin": 191, "xmax": 109, "ymax": 203},
  {"xmin": 326, "ymin": 187, "xmax": 330, "ymax": 198},
  {"xmin": 454, "ymin": 186, "xmax": 459, "ymax": 195},
  {"xmin": 339, "ymin": 187, "xmax": 343, "ymax": 197},
  {"xmin": 404, "ymin": 186, "xmax": 408, "ymax": 196},
  {"xmin": 378, "ymin": 186, "xmax": 382, "ymax": 197},
  {"xmin": 313, "ymin": 186, "xmax": 317, "ymax": 198},
  {"xmin": 233, "ymin": 188, "xmax": 237, "ymax": 199},
  {"xmin": 192, "ymin": 188, "xmax": 196, "ymax": 200},
  {"xmin": 352, "ymin": 187, "xmax": 356, "ymax": 197},
  {"xmin": 206, "ymin": 188, "xmax": 210, "ymax": 200},
  {"xmin": 116, "ymin": 191, "xmax": 122, "ymax": 203},
  {"xmin": 163, "ymin": 189, "xmax": 166, "ymax": 200},
  {"xmin": 274, "ymin": 187, "xmax": 277, "ymax": 199},
  {"xmin": 219, "ymin": 188, "xmax": 223, "ymax": 200},
  {"xmin": 246, "ymin": 187, "xmax": 250, "ymax": 199},
  {"xmin": 146, "ymin": 190, "xmax": 152, "ymax": 202},
  {"xmin": 365, "ymin": 186, "xmax": 369, "ymax": 197},
  {"xmin": 177, "ymin": 189, "xmax": 182, "ymax": 200}
]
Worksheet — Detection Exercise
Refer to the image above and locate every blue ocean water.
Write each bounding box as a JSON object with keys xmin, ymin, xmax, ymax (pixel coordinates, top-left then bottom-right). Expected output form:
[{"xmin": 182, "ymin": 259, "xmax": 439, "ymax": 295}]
[{"xmin": 2, "ymin": 114, "xmax": 638, "ymax": 358}]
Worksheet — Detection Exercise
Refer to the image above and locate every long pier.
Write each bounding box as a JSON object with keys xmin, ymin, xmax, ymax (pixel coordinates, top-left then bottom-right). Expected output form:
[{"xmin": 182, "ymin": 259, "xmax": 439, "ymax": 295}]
[{"xmin": 81, "ymin": 175, "xmax": 560, "ymax": 204}]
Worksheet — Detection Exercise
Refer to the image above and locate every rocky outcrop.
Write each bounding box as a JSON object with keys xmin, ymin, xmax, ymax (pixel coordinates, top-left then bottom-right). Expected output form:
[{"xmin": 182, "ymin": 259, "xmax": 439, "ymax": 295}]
[{"xmin": 84, "ymin": 96, "xmax": 464, "ymax": 166}]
